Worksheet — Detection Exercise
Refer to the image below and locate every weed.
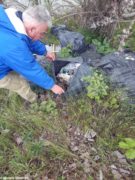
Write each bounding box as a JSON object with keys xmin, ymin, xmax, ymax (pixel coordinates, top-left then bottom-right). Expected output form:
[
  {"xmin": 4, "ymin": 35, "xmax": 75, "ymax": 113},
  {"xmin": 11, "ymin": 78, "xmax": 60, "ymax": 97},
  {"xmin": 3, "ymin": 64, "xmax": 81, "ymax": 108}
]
[
  {"xmin": 119, "ymin": 138, "xmax": 135, "ymax": 159},
  {"xmin": 78, "ymin": 28, "xmax": 99, "ymax": 44},
  {"xmin": 58, "ymin": 44, "xmax": 72, "ymax": 58},
  {"xmin": 78, "ymin": 28, "xmax": 115, "ymax": 54},
  {"xmin": 44, "ymin": 140, "xmax": 76, "ymax": 160},
  {"xmin": 30, "ymin": 140, "xmax": 45, "ymax": 156},
  {"xmin": 31, "ymin": 99, "xmax": 58, "ymax": 116},
  {"xmin": 92, "ymin": 38, "xmax": 115, "ymax": 54},
  {"xmin": 84, "ymin": 71, "xmax": 109, "ymax": 103}
]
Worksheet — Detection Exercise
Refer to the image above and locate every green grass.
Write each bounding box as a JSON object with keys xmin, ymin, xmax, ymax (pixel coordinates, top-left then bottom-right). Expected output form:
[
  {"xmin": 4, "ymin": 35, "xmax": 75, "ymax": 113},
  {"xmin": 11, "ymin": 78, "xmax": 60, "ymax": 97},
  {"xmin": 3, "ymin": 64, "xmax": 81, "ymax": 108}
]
[{"xmin": 0, "ymin": 88, "xmax": 135, "ymax": 178}]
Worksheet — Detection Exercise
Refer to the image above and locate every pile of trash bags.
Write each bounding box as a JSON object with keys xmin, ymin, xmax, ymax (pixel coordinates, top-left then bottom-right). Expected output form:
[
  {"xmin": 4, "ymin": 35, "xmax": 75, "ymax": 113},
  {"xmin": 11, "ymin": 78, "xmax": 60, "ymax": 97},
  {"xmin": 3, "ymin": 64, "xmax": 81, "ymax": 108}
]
[
  {"xmin": 89, "ymin": 51, "xmax": 135, "ymax": 98},
  {"xmin": 38, "ymin": 25, "xmax": 135, "ymax": 99},
  {"xmin": 52, "ymin": 49, "xmax": 135, "ymax": 99}
]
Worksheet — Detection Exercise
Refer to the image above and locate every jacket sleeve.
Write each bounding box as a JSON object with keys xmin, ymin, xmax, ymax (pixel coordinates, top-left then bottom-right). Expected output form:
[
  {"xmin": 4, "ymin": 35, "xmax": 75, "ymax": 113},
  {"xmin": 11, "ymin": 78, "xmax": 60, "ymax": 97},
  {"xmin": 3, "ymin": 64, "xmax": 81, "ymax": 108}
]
[
  {"xmin": 29, "ymin": 40, "xmax": 47, "ymax": 55},
  {"xmin": 3, "ymin": 42, "xmax": 55, "ymax": 90}
]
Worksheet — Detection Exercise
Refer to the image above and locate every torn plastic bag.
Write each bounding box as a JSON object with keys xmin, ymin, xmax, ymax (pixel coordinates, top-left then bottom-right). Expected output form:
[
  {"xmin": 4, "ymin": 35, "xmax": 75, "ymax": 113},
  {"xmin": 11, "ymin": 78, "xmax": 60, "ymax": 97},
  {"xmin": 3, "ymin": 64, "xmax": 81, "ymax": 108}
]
[
  {"xmin": 57, "ymin": 62, "xmax": 81, "ymax": 82},
  {"xmin": 89, "ymin": 51, "xmax": 135, "ymax": 98},
  {"xmin": 66, "ymin": 63, "xmax": 92, "ymax": 95},
  {"xmin": 53, "ymin": 57, "xmax": 92, "ymax": 95},
  {"xmin": 51, "ymin": 25, "xmax": 87, "ymax": 54}
]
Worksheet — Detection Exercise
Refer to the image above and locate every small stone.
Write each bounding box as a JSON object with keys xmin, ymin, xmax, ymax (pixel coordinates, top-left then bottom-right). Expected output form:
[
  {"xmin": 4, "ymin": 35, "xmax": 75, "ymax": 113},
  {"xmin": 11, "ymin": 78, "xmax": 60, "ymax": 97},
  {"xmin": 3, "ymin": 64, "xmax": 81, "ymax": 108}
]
[
  {"xmin": 83, "ymin": 159, "xmax": 91, "ymax": 173},
  {"xmin": 84, "ymin": 129, "xmax": 97, "ymax": 142},
  {"xmin": 119, "ymin": 168, "xmax": 131, "ymax": 175},
  {"xmin": 63, "ymin": 169, "xmax": 69, "ymax": 175},
  {"xmin": 71, "ymin": 146, "xmax": 79, "ymax": 152},
  {"xmin": 112, "ymin": 151, "xmax": 128, "ymax": 164},
  {"xmin": 74, "ymin": 127, "xmax": 81, "ymax": 136},
  {"xmin": 111, "ymin": 165, "xmax": 122, "ymax": 180},
  {"xmin": 69, "ymin": 163, "xmax": 77, "ymax": 171},
  {"xmin": 13, "ymin": 133, "xmax": 23, "ymax": 146},
  {"xmin": 111, "ymin": 165, "xmax": 117, "ymax": 170},
  {"xmin": 111, "ymin": 169, "xmax": 122, "ymax": 180}
]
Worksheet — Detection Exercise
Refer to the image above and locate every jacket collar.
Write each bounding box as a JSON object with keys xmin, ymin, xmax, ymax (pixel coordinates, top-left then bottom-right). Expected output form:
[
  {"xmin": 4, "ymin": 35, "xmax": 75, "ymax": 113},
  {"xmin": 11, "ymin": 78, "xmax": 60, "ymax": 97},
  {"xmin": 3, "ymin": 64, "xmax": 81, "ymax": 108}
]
[{"xmin": 5, "ymin": 7, "xmax": 27, "ymax": 36}]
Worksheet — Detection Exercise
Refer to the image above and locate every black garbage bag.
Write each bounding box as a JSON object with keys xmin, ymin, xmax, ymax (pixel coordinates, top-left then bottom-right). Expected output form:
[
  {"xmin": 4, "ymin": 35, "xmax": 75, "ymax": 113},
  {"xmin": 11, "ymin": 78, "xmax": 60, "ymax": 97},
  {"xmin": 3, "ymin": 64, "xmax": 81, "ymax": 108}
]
[
  {"xmin": 66, "ymin": 63, "xmax": 92, "ymax": 95},
  {"xmin": 80, "ymin": 45, "xmax": 103, "ymax": 63},
  {"xmin": 89, "ymin": 51, "xmax": 135, "ymax": 98},
  {"xmin": 51, "ymin": 25, "xmax": 87, "ymax": 54},
  {"xmin": 53, "ymin": 57, "xmax": 92, "ymax": 95}
]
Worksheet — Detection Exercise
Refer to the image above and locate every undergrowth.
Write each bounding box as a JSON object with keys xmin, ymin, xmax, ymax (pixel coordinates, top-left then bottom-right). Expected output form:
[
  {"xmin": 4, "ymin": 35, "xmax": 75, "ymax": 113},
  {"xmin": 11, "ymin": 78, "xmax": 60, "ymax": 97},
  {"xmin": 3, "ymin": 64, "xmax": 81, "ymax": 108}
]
[
  {"xmin": 78, "ymin": 28, "xmax": 115, "ymax": 54},
  {"xmin": 42, "ymin": 25, "xmax": 115, "ymax": 55},
  {"xmin": 0, "ymin": 84, "xmax": 135, "ymax": 178}
]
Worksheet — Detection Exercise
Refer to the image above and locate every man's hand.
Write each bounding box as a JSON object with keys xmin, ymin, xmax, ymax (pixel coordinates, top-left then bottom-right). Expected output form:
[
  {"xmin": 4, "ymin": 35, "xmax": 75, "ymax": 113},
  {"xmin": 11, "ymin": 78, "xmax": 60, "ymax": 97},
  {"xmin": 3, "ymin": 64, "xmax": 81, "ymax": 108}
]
[
  {"xmin": 46, "ymin": 52, "xmax": 56, "ymax": 61},
  {"xmin": 51, "ymin": 84, "xmax": 64, "ymax": 95}
]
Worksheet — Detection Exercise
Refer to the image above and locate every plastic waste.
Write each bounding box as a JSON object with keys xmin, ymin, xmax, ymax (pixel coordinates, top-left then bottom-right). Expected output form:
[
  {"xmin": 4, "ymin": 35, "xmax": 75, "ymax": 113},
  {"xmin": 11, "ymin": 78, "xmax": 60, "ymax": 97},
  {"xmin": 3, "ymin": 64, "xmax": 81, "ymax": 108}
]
[
  {"xmin": 88, "ymin": 51, "xmax": 135, "ymax": 99},
  {"xmin": 51, "ymin": 25, "xmax": 87, "ymax": 54},
  {"xmin": 57, "ymin": 62, "xmax": 81, "ymax": 83}
]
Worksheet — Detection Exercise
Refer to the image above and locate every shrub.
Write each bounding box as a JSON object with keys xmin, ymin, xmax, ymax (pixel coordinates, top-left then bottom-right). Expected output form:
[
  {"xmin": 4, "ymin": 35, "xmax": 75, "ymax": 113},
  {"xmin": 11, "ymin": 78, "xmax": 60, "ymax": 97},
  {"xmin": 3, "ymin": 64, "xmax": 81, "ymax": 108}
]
[
  {"xmin": 92, "ymin": 38, "xmax": 115, "ymax": 54},
  {"xmin": 84, "ymin": 71, "xmax": 109, "ymax": 103}
]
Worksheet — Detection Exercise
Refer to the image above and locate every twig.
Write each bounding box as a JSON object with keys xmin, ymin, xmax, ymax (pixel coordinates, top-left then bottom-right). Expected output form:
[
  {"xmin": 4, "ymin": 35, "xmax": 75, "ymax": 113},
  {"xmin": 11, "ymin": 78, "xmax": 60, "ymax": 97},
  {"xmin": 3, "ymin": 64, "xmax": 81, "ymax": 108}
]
[
  {"xmin": 54, "ymin": 11, "xmax": 100, "ymax": 22},
  {"xmin": 54, "ymin": 10, "xmax": 135, "ymax": 25}
]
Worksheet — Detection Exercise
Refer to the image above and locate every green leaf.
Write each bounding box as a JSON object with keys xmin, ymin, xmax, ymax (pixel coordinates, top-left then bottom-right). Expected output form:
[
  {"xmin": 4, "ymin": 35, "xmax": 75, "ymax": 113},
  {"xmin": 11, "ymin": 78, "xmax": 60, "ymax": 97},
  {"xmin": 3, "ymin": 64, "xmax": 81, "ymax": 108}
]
[
  {"xmin": 119, "ymin": 142, "xmax": 130, "ymax": 149},
  {"xmin": 119, "ymin": 138, "xmax": 135, "ymax": 149},
  {"xmin": 125, "ymin": 149, "xmax": 135, "ymax": 159},
  {"xmin": 125, "ymin": 138, "xmax": 135, "ymax": 148}
]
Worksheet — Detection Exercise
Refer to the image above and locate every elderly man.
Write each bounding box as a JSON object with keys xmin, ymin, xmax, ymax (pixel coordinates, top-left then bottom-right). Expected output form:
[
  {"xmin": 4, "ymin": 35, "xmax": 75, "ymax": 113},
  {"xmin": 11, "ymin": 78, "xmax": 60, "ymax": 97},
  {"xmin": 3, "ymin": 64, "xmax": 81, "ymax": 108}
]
[{"xmin": 0, "ymin": 5, "xmax": 64, "ymax": 102}]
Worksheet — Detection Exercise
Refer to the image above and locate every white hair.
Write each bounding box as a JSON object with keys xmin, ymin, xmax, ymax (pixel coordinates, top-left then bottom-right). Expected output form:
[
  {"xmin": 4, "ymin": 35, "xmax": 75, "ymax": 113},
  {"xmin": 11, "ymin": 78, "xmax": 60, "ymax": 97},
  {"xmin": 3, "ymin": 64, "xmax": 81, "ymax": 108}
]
[{"xmin": 22, "ymin": 5, "xmax": 52, "ymax": 27}]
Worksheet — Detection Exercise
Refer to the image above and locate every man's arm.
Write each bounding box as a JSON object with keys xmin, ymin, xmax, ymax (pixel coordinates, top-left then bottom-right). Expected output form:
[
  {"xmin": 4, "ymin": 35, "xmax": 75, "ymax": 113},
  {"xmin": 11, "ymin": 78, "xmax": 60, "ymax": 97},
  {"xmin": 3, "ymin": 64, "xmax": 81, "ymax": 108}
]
[
  {"xmin": 3, "ymin": 43, "xmax": 55, "ymax": 90},
  {"xmin": 29, "ymin": 40, "xmax": 56, "ymax": 61},
  {"xmin": 29, "ymin": 39, "xmax": 47, "ymax": 55}
]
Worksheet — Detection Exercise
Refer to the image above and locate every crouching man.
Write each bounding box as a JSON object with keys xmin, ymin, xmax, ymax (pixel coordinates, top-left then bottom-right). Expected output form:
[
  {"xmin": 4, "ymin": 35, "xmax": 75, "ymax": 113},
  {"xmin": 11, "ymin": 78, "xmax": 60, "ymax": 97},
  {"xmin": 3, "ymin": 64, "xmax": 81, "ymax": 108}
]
[{"xmin": 0, "ymin": 5, "xmax": 64, "ymax": 102}]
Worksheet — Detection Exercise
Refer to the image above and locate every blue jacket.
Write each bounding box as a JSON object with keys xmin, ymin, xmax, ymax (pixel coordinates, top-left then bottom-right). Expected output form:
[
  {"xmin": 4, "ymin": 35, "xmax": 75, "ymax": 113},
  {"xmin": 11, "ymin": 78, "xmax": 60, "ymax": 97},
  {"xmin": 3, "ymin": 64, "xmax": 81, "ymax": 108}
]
[{"xmin": 0, "ymin": 6, "xmax": 55, "ymax": 90}]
